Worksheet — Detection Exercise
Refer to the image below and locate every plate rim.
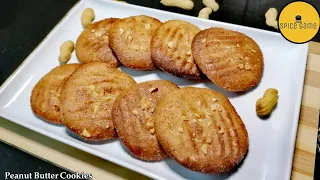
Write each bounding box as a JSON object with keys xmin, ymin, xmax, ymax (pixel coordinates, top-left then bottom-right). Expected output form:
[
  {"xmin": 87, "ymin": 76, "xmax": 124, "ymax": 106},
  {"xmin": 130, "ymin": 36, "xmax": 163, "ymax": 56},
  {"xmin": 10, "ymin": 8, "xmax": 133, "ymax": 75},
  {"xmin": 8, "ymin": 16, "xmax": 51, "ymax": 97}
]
[{"xmin": 282, "ymin": 43, "xmax": 309, "ymax": 180}]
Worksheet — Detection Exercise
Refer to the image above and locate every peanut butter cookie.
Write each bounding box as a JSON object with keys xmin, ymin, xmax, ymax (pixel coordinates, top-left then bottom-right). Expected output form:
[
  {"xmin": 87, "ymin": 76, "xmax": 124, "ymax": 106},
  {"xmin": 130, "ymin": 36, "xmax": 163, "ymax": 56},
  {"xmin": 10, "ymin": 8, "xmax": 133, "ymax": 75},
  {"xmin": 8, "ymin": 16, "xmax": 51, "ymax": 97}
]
[
  {"xmin": 192, "ymin": 27, "xmax": 264, "ymax": 92},
  {"xmin": 30, "ymin": 64, "xmax": 80, "ymax": 124},
  {"xmin": 76, "ymin": 18, "xmax": 120, "ymax": 67},
  {"xmin": 112, "ymin": 80, "xmax": 179, "ymax": 161},
  {"xmin": 151, "ymin": 20, "xmax": 202, "ymax": 79},
  {"xmin": 154, "ymin": 87, "xmax": 249, "ymax": 173},
  {"xmin": 109, "ymin": 15, "xmax": 162, "ymax": 70},
  {"xmin": 60, "ymin": 62, "xmax": 136, "ymax": 140}
]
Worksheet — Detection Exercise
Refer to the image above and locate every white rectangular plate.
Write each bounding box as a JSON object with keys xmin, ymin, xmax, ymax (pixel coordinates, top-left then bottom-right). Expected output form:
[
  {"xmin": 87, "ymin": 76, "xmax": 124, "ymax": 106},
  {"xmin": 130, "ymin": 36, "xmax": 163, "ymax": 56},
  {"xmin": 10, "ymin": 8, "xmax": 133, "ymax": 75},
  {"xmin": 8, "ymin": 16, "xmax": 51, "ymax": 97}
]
[{"xmin": 0, "ymin": 0, "xmax": 308, "ymax": 180}]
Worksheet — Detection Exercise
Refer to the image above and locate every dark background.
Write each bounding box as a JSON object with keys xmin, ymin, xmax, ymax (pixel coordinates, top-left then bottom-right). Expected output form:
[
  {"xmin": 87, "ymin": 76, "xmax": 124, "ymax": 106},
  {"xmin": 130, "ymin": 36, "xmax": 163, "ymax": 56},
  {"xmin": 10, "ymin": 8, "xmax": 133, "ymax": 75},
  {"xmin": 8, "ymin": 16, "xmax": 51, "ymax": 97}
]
[{"xmin": 0, "ymin": 0, "xmax": 319, "ymax": 179}]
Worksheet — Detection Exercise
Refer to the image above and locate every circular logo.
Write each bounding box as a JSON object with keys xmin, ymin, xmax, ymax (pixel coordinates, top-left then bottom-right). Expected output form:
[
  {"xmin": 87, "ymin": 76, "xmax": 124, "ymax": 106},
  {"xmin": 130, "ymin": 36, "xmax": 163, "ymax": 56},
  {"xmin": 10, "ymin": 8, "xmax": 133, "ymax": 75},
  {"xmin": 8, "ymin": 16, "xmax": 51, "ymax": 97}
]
[{"xmin": 278, "ymin": 1, "xmax": 320, "ymax": 44}]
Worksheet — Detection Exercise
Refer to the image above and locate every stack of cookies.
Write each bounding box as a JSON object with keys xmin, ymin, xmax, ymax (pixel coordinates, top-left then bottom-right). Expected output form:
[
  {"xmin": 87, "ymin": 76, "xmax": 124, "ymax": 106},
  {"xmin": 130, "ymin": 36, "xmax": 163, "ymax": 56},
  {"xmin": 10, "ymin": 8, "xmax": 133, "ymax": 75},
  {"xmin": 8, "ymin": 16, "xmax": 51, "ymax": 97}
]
[{"xmin": 30, "ymin": 14, "xmax": 261, "ymax": 174}]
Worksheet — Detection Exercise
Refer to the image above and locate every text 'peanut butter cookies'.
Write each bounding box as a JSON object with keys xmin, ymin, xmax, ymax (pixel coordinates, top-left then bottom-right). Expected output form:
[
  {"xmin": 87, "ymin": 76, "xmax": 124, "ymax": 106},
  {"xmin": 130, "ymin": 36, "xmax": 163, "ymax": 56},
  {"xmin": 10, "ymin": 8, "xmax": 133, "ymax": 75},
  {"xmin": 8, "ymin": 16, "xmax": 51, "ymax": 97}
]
[
  {"xmin": 151, "ymin": 20, "xmax": 202, "ymax": 79},
  {"xmin": 109, "ymin": 15, "xmax": 162, "ymax": 70},
  {"xmin": 112, "ymin": 80, "xmax": 179, "ymax": 161},
  {"xmin": 192, "ymin": 27, "xmax": 264, "ymax": 92},
  {"xmin": 60, "ymin": 62, "xmax": 136, "ymax": 140},
  {"xmin": 154, "ymin": 87, "xmax": 248, "ymax": 173},
  {"xmin": 76, "ymin": 18, "xmax": 120, "ymax": 67},
  {"xmin": 30, "ymin": 64, "xmax": 80, "ymax": 124}
]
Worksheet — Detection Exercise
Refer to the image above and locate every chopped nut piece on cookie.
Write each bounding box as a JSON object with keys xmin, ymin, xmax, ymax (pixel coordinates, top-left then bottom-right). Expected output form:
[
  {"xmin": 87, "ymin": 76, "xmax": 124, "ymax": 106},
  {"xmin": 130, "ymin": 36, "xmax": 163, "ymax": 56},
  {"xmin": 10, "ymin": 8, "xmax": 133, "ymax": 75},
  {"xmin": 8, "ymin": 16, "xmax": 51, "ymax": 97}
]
[
  {"xmin": 219, "ymin": 129, "xmax": 225, "ymax": 134},
  {"xmin": 245, "ymin": 63, "xmax": 252, "ymax": 70},
  {"xmin": 238, "ymin": 64, "xmax": 244, "ymax": 69},
  {"xmin": 132, "ymin": 109, "xmax": 139, "ymax": 115},
  {"xmin": 195, "ymin": 113, "xmax": 201, "ymax": 119},
  {"xmin": 89, "ymin": 85, "xmax": 96, "ymax": 90},
  {"xmin": 127, "ymin": 35, "xmax": 133, "ymax": 41},
  {"xmin": 192, "ymin": 133, "xmax": 196, "ymax": 137},
  {"xmin": 149, "ymin": 128, "xmax": 155, "ymax": 134},
  {"xmin": 82, "ymin": 129, "xmax": 91, "ymax": 138},
  {"xmin": 93, "ymin": 104, "xmax": 100, "ymax": 114},
  {"xmin": 168, "ymin": 41, "xmax": 174, "ymax": 48},
  {"xmin": 146, "ymin": 122, "xmax": 154, "ymax": 129},
  {"xmin": 250, "ymin": 49, "xmax": 257, "ymax": 53},
  {"xmin": 201, "ymin": 144, "xmax": 208, "ymax": 155},
  {"xmin": 145, "ymin": 23, "xmax": 151, "ymax": 29},
  {"xmin": 211, "ymin": 104, "xmax": 217, "ymax": 111},
  {"xmin": 104, "ymin": 96, "xmax": 113, "ymax": 101}
]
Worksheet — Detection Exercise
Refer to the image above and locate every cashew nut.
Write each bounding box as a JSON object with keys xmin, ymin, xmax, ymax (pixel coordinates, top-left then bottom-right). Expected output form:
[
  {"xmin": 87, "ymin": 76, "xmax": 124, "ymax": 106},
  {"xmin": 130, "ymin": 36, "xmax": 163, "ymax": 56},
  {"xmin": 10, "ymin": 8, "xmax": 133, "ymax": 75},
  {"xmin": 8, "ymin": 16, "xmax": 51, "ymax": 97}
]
[
  {"xmin": 203, "ymin": 0, "xmax": 219, "ymax": 12},
  {"xmin": 256, "ymin": 88, "xmax": 279, "ymax": 117},
  {"xmin": 265, "ymin": 8, "xmax": 278, "ymax": 29},
  {"xmin": 160, "ymin": 0, "xmax": 194, "ymax": 10},
  {"xmin": 81, "ymin": 8, "xmax": 95, "ymax": 28},
  {"xmin": 198, "ymin": 7, "xmax": 213, "ymax": 19},
  {"xmin": 59, "ymin": 40, "xmax": 74, "ymax": 63}
]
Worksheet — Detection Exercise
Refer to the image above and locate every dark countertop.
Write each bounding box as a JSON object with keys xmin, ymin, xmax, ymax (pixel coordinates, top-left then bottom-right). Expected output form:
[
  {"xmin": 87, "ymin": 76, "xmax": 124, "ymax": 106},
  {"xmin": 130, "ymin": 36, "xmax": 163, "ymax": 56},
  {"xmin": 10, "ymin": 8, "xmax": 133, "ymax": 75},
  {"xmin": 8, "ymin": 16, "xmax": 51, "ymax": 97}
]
[
  {"xmin": 0, "ymin": 0, "xmax": 319, "ymax": 179},
  {"xmin": 0, "ymin": 1, "xmax": 78, "ymax": 178}
]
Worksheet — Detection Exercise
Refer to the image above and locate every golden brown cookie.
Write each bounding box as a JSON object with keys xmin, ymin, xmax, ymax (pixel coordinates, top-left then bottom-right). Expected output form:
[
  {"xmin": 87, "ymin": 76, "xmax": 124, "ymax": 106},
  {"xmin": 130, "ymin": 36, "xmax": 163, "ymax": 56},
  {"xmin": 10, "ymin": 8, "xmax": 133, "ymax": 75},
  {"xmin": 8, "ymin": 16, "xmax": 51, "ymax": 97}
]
[
  {"xmin": 60, "ymin": 62, "xmax": 136, "ymax": 140},
  {"xmin": 192, "ymin": 27, "xmax": 264, "ymax": 92},
  {"xmin": 151, "ymin": 20, "xmax": 202, "ymax": 79},
  {"xmin": 30, "ymin": 64, "xmax": 80, "ymax": 124},
  {"xmin": 112, "ymin": 80, "xmax": 179, "ymax": 161},
  {"xmin": 109, "ymin": 15, "xmax": 162, "ymax": 70},
  {"xmin": 76, "ymin": 18, "xmax": 120, "ymax": 67},
  {"xmin": 154, "ymin": 87, "xmax": 249, "ymax": 173}
]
